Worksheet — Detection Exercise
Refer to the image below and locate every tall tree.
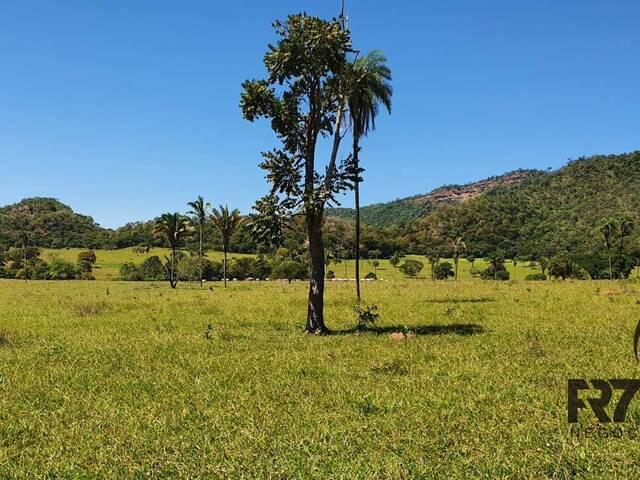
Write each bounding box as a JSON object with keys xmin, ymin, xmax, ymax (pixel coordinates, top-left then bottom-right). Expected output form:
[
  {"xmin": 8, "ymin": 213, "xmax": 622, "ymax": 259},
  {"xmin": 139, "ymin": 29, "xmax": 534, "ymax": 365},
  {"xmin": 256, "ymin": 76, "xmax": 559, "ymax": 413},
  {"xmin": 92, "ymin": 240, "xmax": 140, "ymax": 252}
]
[
  {"xmin": 241, "ymin": 14, "xmax": 353, "ymax": 333},
  {"xmin": 187, "ymin": 196, "xmax": 209, "ymax": 286},
  {"xmin": 452, "ymin": 237, "xmax": 467, "ymax": 281},
  {"xmin": 346, "ymin": 50, "xmax": 392, "ymax": 303},
  {"xmin": 153, "ymin": 213, "xmax": 192, "ymax": 288},
  {"xmin": 598, "ymin": 218, "xmax": 618, "ymax": 280},
  {"xmin": 211, "ymin": 205, "xmax": 243, "ymax": 287},
  {"xmin": 618, "ymin": 215, "xmax": 634, "ymax": 251}
]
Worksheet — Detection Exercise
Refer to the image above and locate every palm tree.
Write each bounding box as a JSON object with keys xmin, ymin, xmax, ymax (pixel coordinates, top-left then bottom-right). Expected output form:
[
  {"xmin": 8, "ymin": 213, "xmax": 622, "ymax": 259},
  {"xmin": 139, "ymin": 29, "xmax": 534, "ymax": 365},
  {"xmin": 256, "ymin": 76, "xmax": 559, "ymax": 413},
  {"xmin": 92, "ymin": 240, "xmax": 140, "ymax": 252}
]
[
  {"xmin": 598, "ymin": 218, "xmax": 618, "ymax": 280},
  {"xmin": 452, "ymin": 237, "xmax": 467, "ymax": 281},
  {"xmin": 211, "ymin": 205, "xmax": 244, "ymax": 287},
  {"xmin": 618, "ymin": 215, "xmax": 634, "ymax": 251},
  {"xmin": 346, "ymin": 50, "xmax": 392, "ymax": 303},
  {"xmin": 153, "ymin": 213, "xmax": 192, "ymax": 288},
  {"xmin": 187, "ymin": 196, "xmax": 209, "ymax": 287}
]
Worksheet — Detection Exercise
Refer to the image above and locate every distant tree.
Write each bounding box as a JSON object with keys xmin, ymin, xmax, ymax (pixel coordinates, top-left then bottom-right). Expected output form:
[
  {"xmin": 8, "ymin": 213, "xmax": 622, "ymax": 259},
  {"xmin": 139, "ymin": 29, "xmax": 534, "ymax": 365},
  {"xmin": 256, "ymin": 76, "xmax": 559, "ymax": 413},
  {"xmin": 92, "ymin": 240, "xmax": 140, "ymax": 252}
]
[
  {"xmin": 598, "ymin": 218, "xmax": 618, "ymax": 280},
  {"xmin": 618, "ymin": 215, "xmax": 634, "ymax": 251},
  {"xmin": 211, "ymin": 205, "xmax": 243, "ymax": 287},
  {"xmin": 188, "ymin": 195, "xmax": 209, "ymax": 287},
  {"xmin": 400, "ymin": 259, "xmax": 424, "ymax": 278},
  {"xmin": 482, "ymin": 251, "xmax": 509, "ymax": 281},
  {"xmin": 433, "ymin": 261, "xmax": 455, "ymax": 281},
  {"xmin": 548, "ymin": 252, "xmax": 586, "ymax": 280},
  {"xmin": 389, "ymin": 252, "xmax": 402, "ymax": 279},
  {"xmin": 452, "ymin": 237, "xmax": 467, "ymax": 280},
  {"xmin": 272, "ymin": 260, "xmax": 308, "ymax": 283},
  {"xmin": 426, "ymin": 248, "xmax": 442, "ymax": 281},
  {"xmin": 153, "ymin": 213, "xmax": 192, "ymax": 288},
  {"xmin": 77, "ymin": 250, "xmax": 97, "ymax": 265},
  {"xmin": 466, "ymin": 254, "xmax": 476, "ymax": 269},
  {"xmin": 346, "ymin": 50, "xmax": 393, "ymax": 304}
]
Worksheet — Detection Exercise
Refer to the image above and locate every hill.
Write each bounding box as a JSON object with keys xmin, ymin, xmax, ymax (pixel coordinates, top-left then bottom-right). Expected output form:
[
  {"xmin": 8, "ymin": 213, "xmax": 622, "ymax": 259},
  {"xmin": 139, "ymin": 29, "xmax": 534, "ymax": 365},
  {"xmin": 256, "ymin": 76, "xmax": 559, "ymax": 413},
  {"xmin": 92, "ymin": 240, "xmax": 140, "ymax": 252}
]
[
  {"xmin": 0, "ymin": 198, "xmax": 107, "ymax": 249},
  {"xmin": 328, "ymin": 169, "xmax": 543, "ymax": 227},
  {"xmin": 401, "ymin": 151, "xmax": 640, "ymax": 259}
]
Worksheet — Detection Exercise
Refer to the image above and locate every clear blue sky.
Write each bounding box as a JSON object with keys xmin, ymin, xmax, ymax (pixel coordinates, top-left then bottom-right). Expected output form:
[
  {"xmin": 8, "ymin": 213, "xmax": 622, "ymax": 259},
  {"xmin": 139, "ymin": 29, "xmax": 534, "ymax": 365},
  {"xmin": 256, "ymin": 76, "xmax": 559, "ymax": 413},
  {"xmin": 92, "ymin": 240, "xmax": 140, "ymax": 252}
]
[{"xmin": 1, "ymin": 1, "xmax": 639, "ymax": 228}]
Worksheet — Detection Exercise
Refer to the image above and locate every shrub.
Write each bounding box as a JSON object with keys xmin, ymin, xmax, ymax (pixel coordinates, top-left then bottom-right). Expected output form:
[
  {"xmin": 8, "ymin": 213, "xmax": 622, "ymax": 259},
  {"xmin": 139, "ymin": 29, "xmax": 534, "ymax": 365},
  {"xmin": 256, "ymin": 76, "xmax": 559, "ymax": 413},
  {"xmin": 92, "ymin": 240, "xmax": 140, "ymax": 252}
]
[
  {"xmin": 481, "ymin": 252, "xmax": 509, "ymax": 280},
  {"xmin": 47, "ymin": 259, "xmax": 78, "ymax": 280},
  {"xmin": 119, "ymin": 262, "xmax": 143, "ymax": 281},
  {"xmin": 433, "ymin": 261, "xmax": 454, "ymax": 280},
  {"xmin": 77, "ymin": 250, "xmax": 97, "ymax": 265},
  {"xmin": 355, "ymin": 304, "xmax": 380, "ymax": 330},
  {"xmin": 525, "ymin": 273, "xmax": 547, "ymax": 281},
  {"xmin": 365, "ymin": 272, "xmax": 377, "ymax": 280},
  {"xmin": 77, "ymin": 260, "xmax": 93, "ymax": 274},
  {"xmin": 271, "ymin": 261, "xmax": 307, "ymax": 283},
  {"xmin": 399, "ymin": 259, "xmax": 423, "ymax": 278},
  {"xmin": 140, "ymin": 256, "xmax": 167, "ymax": 281},
  {"xmin": 326, "ymin": 270, "xmax": 336, "ymax": 279}
]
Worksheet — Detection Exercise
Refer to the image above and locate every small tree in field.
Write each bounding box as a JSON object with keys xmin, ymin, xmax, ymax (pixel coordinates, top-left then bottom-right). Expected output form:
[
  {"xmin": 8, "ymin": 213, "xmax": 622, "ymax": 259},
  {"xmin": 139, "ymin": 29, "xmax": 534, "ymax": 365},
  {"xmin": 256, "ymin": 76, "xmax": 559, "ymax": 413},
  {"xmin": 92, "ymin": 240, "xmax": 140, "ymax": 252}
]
[
  {"xmin": 400, "ymin": 259, "xmax": 423, "ymax": 278},
  {"xmin": 211, "ymin": 205, "xmax": 243, "ymax": 288},
  {"xmin": 389, "ymin": 252, "xmax": 402, "ymax": 279},
  {"xmin": 188, "ymin": 195, "xmax": 209, "ymax": 287},
  {"xmin": 153, "ymin": 213, "xmax": 192, "ymax": 289},
  {"xmin": 451, "ymin": 237, "xmax": 466, "ymax": 281}
]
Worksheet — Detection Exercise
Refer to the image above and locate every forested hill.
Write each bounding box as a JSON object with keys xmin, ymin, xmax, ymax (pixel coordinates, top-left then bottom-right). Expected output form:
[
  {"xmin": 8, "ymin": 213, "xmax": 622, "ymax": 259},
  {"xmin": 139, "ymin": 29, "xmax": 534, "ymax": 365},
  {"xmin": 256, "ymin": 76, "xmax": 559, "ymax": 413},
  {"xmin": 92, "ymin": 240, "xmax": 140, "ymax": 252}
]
[
  {"xmin": 328, "ymin": 169, "xmax": 544, "ymax": 228},
  {"xmin": 401, "ymin": 151, "xmax": 640, "ymax": 258},
  {"xmin": 0, "ymin": 198, "xmax": 107, "ymax": 248}
]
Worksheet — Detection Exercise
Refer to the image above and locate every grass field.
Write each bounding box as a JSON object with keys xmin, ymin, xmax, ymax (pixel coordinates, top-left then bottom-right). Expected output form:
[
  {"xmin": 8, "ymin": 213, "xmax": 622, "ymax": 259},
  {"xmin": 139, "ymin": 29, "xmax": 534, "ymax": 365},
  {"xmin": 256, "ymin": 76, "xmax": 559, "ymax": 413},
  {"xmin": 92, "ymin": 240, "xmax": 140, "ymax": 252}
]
[
  {"xmin": 41, "ymin": 248, "xmax": 543, "ymax": 281},
  {"xmin": 2, "ymin": 278, "xmax": 640, "ymax": 477}
]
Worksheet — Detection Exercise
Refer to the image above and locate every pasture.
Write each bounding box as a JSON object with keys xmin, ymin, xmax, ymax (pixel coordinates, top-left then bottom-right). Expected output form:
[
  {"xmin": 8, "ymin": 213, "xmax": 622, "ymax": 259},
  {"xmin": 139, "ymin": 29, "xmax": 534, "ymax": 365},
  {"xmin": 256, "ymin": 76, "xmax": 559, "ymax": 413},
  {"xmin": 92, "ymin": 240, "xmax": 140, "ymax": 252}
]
[
  {"xmin": 40, "ymin": 247, "xmax": 543, "ymax": 281},
  {"xmin": 2, "ymin": 278, "xmax": 640, "ymax": 477}
]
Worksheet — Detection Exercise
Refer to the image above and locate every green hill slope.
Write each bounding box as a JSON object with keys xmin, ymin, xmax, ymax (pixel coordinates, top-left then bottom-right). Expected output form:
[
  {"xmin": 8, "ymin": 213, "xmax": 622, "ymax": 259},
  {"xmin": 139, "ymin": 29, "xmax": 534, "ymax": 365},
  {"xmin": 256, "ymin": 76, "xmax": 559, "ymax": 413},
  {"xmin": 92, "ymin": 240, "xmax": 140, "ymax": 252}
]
[{"xmin": 0, "ymin": 198, "xmax": 107, "ymax": 248}]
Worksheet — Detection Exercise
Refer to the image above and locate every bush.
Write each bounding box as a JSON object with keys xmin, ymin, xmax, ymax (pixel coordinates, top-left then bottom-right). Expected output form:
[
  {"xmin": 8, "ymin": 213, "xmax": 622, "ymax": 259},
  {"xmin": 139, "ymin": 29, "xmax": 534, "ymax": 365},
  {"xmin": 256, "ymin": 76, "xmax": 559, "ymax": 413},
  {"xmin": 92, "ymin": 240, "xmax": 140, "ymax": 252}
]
[
  {"xmin": 140, "ymin": 256, "xmax": 167, "ymax": 281},
  {"xmin": 399, "ymin": 259, "xmax": 423, "ymax": 278},
  {"xmin": 525, "ymin": 273, "xmax": 547, "ymax": 281},
  {"xmin": 481, "ymin": 252, "xmax": 510, "ymax": 280},
  {"xmin": 47, "ymin": 259, "xmax": 78, "ymax": 280},
  {"xmin": 77, "ymin": 260, "xmax": 93, "ymax": 274},
  {"xmin": 433, "ymin": 261, "xmax": 454, "ymax": 280},
  {"xmin": 326, "ymin": 270, "xmax": 335, "ymax": 279},
  {"xmin": 271, "ymin": 261, "xmax": 307, "ymax": 283},
  {"xmin": 77, "ymin": 250, "xmax": 97, "ymax": 265},
  {"xmin": 549, "ymin": 253, "xmax": 590, "ymax": 280},
  {"xmin": 119, "ymin": 262, "xmax": 143, "ymax": 281},
  {"xmin": 365, "ymin": 272, "xmax": 377, "ymax": 280}
]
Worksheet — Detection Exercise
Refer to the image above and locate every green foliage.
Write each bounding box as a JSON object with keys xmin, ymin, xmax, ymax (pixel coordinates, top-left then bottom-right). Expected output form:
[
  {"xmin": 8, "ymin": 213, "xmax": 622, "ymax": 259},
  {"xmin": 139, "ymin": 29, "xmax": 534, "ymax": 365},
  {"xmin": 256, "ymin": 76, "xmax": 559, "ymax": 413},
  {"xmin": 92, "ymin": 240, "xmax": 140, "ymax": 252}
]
[
  {"xmin": 399, "ymin": 259, "xmax": 423, "ymax": 278},
  {"xmin": 119, "ymin": 262, "xmax": 143, "ymax": 281},
  {"xmin": 77, "ymin": 250, "xmax": 97, "ymax": 265},
  {"xmin": 271, "ymin": 261, "xmax": 308, "ymax": 283},
  {"xmin": 433, "ymin": 261, "xmax": 455, "ymax": 281},
  {"xmin": 47, "ymin": 259, "xmax": 78, "ymax": 280},
  {"xmin": 365, "ymin": 272, "xmax": 377, "ymax": 280},
  {"xmin": 140, "ymin": 256, "xmax": 167, "ymax": 281},
  {"xmin": 481, "ymin": 252, "xmax": 510, "ymax": 280},
  {"xmin": 525, "ymin": 273, "xmax": 547, "ymax": 281},
  {"xmin": 548, "ymin": 253, "xmax": 588, "ymax": 280},
  {"xmin": 354, "ymin": 303, "xmax": 380, "ymax": 330}
]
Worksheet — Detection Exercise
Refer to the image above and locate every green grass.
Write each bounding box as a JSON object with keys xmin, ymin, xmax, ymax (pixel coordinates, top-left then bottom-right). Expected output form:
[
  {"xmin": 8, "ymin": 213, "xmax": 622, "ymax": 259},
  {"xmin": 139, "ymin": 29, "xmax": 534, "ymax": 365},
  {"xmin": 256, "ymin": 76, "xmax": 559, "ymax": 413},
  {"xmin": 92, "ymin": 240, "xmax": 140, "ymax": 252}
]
[
  {"xmin": 2, "ymin": 278, "xmax": 640, "ymax": 477},
  {"xmin": 41, "ymin": 248, "xmax": 542, "ymax": 281}
]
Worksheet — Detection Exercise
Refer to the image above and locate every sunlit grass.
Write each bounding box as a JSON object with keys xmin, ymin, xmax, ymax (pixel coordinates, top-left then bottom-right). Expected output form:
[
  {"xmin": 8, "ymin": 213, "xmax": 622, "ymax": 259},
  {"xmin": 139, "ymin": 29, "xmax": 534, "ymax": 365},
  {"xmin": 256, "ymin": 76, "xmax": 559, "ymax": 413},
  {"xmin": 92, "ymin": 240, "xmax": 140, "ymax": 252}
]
[{"xmin": 1, "ymin": 278, "xmax": 639, "ymax": 477}]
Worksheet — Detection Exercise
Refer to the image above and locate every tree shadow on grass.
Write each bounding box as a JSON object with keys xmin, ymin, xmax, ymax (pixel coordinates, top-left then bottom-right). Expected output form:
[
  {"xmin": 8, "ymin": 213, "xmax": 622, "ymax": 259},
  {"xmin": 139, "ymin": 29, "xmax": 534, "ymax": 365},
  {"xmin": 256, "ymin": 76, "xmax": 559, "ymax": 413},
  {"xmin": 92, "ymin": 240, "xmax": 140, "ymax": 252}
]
[{"xmin": 330, "ymin": 323, "xmax": 486, "ymax": 336}]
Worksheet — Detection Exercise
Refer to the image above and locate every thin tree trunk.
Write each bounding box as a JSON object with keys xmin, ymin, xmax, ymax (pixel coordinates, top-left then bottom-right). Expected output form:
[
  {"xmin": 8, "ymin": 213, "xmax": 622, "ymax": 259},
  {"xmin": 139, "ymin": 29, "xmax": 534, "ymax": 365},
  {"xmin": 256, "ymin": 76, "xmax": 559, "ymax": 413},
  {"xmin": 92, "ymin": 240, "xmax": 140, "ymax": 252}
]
[
  {"xmin": 608, "ymin": 252, "xmax": 613, "ymax": 280},
  {"xmin": 199, "ymin": 225, "xmax": 203, "ymax": 287},
  {"xmin": 24, "ymin": 243, "xmax": 27, "ymax": 283},
  {"xmin": 354, "ymin": 138, "xmax": 361, "ymax": 304},
  {"xmin": 170, "ymin": 247, "xmax": 177, "ymax": 288},
  {"xmin": 306, "ymin": 209, "xmax": 327, "ymax": 334},
  {"xmin": 223, "ymin": 247, "xmax": 227, "ymax": 287},
  {"xmin": 454, "ymin": 257, "xmax": 458, "ymax": 281}
]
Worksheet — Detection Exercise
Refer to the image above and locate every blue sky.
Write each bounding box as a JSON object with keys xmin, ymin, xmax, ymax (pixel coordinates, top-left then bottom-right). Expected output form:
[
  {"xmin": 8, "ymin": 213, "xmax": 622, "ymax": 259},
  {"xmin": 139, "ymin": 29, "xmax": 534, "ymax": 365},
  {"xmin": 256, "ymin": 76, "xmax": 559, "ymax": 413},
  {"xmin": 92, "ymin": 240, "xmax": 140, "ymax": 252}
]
[{"xmin": 1, "ymin": 1, "xmax": 639, "ymax": 228}]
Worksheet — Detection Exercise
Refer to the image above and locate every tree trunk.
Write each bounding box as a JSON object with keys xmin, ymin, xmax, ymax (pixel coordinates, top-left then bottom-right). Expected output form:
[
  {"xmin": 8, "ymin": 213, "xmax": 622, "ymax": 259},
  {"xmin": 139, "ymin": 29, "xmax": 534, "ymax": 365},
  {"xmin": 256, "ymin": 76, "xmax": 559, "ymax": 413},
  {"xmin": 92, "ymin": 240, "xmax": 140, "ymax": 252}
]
[
  {"xmin": 354, "ymin": 138, "xmax": 361, "ymax": 304},
  {"xmin": 24, "ymin": 244, "xmax": 27, "ymax": 283},
  {"xmin": 608, "ymin": 252, "xmax": 613, "ymax": 280},
  {"xmin": 454, "ymin": 257, "xmax": 458, "ymax": 281},
  {"xmin": 170, "ymin": 247, "xmax": 177, "ymax": 289},
  {"xmin": 223, "ymin": 248, "xmax": 227, "ymax": 287},
  {"xmin": 199, "ymin": 225, "xmax": 203, "ymax": 287},
  {"xmin": 305, "ymin": 209, "xmax": 327, "ymax": 334}
]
